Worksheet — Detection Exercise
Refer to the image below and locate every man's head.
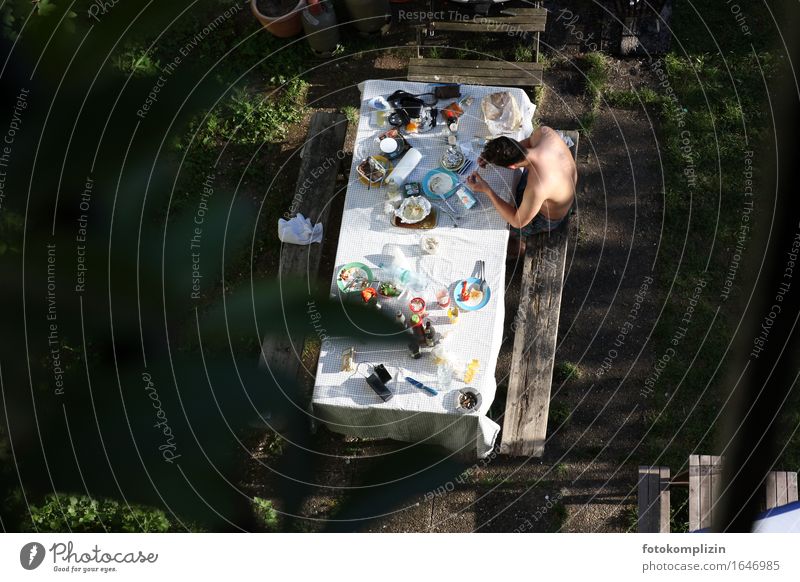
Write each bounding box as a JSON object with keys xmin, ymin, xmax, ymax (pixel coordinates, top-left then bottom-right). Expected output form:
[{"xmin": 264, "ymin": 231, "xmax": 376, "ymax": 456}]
[{"xmin": 479, "ymin": 136, "xmax": 527, "ymax": 169}]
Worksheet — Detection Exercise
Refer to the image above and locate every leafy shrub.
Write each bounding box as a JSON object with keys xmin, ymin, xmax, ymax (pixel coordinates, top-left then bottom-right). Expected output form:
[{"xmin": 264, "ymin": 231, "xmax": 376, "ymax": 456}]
[
  {"xmin": 26, "ymin": 494, "xmax": 174, "ymax": 533},
  {"xmin": 0, "ymin": 210, "xmax": 23, "ymax": 256},
  {"xmin": 252, "ymin": 497, "xmax": 279, "ymax": 531},
  {"xmin": 188, "ymin": 80, "xmax": 308, "ymax": 148}
]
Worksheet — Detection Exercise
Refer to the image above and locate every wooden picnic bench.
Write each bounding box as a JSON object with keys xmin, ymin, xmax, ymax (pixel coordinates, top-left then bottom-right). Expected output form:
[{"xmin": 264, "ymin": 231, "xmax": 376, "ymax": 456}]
[
  {"xmin": 259, "ymin": 112, "xmax": 348, "ymax": 384},
  {"xmin": 637, "ymin": 455, "xmax": 800, "ymax": 532},
  {"xmin": 765, "ymin": 469, "xmax": 799, "ymax": 510},
  {"xmin": 638, "ymin": 465, "xmax": 671, "ymax": 533},
  {"xmin": 407, "ymin": 4, "xmax": 546, "ymax": 88},
  {"xmin": 500, "ymin": 130, "xmax": 579, "ymax": 457}
]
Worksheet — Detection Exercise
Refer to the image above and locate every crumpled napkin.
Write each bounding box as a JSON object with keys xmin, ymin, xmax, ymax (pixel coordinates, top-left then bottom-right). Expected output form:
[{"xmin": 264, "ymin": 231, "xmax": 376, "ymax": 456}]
[
  {"xmin": 278, "ymin": 213, "xmax": 323, "ymax": 245},
  {"xmin": 556, "ymin": 130, "xmax": 575, "ymax": 148}
]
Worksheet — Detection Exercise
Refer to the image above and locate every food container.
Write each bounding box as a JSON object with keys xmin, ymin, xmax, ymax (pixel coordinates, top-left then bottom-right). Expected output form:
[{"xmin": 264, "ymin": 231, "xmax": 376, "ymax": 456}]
[
  {"xmin": 394, "ymin": 196, "xmax": 431, "ymax": 224},
  {"xmin": 409, "ymin": 297, "xmax": 426, "ymax": 317},
  {"xmin": 357, "ymin": 155, "xmax": 392, "ymax": 186},
  {"xmin": 420, "ymin": 235, "xmax": 439, "ymax": 255},
  {"xmin": 385, "ymin": 147, "xmax": 422, "ymax": 190},
  {"xmin": 455, "ymin": 185, "xmax": 477, "ymax": 209},
  {"xmin": 404, "ymin": 182, "xmax": 421, "ymax": 197},
  {"xmin": 379, "ymin": 137, "xmax": 403, "ymax": 160},
  {"xmin": 368, "ymin": 96, "xmax": 391, "ymax": 110}
]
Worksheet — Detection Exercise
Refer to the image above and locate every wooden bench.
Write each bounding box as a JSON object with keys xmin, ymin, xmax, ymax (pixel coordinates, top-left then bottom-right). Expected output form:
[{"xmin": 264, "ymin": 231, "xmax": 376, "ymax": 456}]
[
  {"xmin": 259, "ymin": 112, "xmax": 348, "ymax": 383},
  {"xmin": 688, "ymin": 454, "xmax": 723, "ymax": 532},
  {"xmin": 765, "ymin": 470, "xmax": 799, "ymax": 510},
  {"xmin": 407, "ymin": 5, "xmax": 546, "ymax": 88},
  {"xmin": 500, "ymin": 130, "xmax": 579, "ymax": 457},
  {"xmin": 638, "ymin": 466, "xmax": 671, "ymax": 533},
  {"xmin": 637, "ymin": 455, "xmax": 799, "ymax": 532}
]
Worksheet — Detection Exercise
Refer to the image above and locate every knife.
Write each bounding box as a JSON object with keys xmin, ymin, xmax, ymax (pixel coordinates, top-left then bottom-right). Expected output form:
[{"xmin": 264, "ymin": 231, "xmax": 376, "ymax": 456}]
[
  {"xmin": 406, "ymin": 376, "xmax": 438, "ymax": 396},
  {"xmin": 433, "ymin": 203, "xmax": 459, "ymax": 227}
]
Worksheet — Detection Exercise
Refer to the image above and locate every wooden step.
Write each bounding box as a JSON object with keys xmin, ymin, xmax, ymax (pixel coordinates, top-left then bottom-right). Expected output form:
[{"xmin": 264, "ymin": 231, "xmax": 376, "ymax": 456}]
[
  {"xmin": 427, "ymin": 13, "xmax": 546, "ymax": 34},
  {"xmin": 408, "ymin": 58, "xmax": 543, "ymax": 87}
]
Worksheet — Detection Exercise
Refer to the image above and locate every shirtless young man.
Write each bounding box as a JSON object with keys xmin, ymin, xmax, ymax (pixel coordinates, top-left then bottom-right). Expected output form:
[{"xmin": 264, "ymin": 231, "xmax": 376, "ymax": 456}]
[{"xmin": 466, "ymin": 126, "xmax": 577, "ymax": 255}]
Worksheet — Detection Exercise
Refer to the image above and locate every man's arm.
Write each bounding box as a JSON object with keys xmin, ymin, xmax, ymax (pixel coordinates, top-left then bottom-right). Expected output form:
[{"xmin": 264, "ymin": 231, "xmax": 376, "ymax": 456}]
[{"xmin": 466, "ymin": 172, "xmax": 545, "ymax": 229}]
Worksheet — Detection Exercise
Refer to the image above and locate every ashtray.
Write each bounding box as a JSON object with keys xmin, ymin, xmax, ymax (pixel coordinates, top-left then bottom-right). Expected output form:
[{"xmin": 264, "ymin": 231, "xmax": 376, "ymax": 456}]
[{"xmin": 456, "ymin": 388, "xmax": 482, "ymax": 413}]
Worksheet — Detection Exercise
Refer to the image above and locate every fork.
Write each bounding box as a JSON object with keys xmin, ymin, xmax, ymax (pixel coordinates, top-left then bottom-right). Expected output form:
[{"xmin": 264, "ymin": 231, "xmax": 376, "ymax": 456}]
[
  {"xmin": 439, "ymin": 192, "xmax": 460, "ymax": 216},
  {"xmin": 434, "ymin": 203, "xmax": 459, "ymax": 227},
  {"xmin": 478, "ymin": 260, "xmax": 486, "ymax": 292}
]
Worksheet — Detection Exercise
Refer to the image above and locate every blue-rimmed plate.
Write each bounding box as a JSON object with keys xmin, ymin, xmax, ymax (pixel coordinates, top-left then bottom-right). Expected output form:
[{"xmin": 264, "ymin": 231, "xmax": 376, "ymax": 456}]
[
  {"xmin": 337, "ymin": 262, "xmax": 373, "ymax": 293},
  {"xmin": 422, "ymin": 168, "xmax": 459, "ymax": 200},
  {"xmin": 453, "ymin": 278, "xmax": 491, "ymax": 311}
]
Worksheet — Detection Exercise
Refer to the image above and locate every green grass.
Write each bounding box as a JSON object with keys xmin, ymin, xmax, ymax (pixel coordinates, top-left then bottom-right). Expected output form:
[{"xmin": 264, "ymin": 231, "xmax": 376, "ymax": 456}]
[
  {"xmin": 636, "ymin": 0, "xmax": 786, "ymax": 476},
  {"xmin": 582, "ymin": 52, "xmax": 608, "ymax": 110},
  {"xmin": 622, "ymin": 504, "xmax": 638, "ymax": 532},
  {"xmin": 341, "ymin": 105, "xmax": 360, "ymax": 126},
  {"xmin": 427, "ymin": 46, "xmax": 442, "ymax": 60},
  {"xmin": 195, "ymin": 80, "xmax": 308, "ymax": 147},
  {"xmin": 554, "ymin": 361, "xmax": 583, "ymax": 383},
  {"xmin": 548, "ymin": 401, "xmax": 572, "ymax": 429},
  {"xmin": 604, "ymin": 87, "xmax": 661, "ymax": 109},
  {"xmin": 252, "ymin": 497, "xmax": 279, "ymax": 532},
  {"xmin": 112, "ymin": 47, "xmax": 161, "ymax": 77},
  {"xmin": 576, "ymin": 52, "xmax": 609, "ymax": 135},
  {"xmin": 514, "ymin": 44, "xmax": 533, "ymax": 62},
  {"xmin": 578, "ymin": 110, "xmax": 597, "ymax": 136}
]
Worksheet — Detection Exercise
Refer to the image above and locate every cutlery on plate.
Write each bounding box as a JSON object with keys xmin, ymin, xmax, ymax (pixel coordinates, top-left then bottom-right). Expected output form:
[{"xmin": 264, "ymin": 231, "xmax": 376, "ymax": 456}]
[{"xmin": 344, "ymin": 276, "xmax": 365, "ymax": 291}]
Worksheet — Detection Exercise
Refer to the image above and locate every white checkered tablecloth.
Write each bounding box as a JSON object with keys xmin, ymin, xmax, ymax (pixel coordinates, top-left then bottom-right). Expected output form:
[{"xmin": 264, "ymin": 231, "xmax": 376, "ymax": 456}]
[{"xmin": 311, "ymin": 80, "xmax": 536, "ymax": 458}]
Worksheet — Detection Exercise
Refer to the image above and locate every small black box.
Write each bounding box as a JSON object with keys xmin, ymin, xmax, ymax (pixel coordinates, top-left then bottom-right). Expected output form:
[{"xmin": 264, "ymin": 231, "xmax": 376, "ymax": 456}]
[
  {"xmin": 434, "ymin": 84, "xmax": 461, "ymax": 99},
  {"xmin": 374, "ymin": 364, "xmax": 392, "ymax": 384},
  {"xmin": 366, "ymin": 373, "xmax": 393, "ymax": 402}
]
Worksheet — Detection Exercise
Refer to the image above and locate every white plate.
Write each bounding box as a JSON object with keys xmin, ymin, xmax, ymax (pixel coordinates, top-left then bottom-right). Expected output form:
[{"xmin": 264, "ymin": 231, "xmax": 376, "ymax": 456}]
[{"xmin": 427, "ymin": 173, "xmax": 454, "ymax": 196}]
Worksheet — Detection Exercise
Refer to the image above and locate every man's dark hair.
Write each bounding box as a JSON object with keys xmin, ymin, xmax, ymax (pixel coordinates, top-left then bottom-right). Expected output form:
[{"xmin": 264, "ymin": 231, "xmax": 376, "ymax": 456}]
[{"xmin": 480, "ymin": 136, "xmax": 526, "ymax": 167}]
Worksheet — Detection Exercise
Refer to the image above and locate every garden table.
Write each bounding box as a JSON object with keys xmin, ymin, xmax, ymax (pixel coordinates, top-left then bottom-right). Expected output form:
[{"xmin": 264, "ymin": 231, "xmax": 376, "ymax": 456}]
[{"xmin": 311, "ymin": 79, "xmax": 535, "ymax": 457}]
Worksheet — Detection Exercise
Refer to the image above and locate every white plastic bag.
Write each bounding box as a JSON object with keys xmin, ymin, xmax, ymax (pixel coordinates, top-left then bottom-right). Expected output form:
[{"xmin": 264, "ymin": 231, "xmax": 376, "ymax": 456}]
[
  {"xmin": 481, "ymin": 92, "xmax": 522, "ymax": 136},
  {"xmin": 277, "ymin": 213, "xmax": 323, "ymax": 245}
]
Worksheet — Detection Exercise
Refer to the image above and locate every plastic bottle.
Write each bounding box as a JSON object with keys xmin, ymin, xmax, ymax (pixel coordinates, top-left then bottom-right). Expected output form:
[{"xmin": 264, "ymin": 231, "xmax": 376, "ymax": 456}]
[
  {"xmin": 447, "ymin": 305, "xmax": 460, "ymax": 324},
  {"xmin": 344, "ymin": 0, "xmax": 389, "ymax": 35},
  {"xmin": 379, "ymin": 246, "xmax": 427, "ymax": 291}
]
